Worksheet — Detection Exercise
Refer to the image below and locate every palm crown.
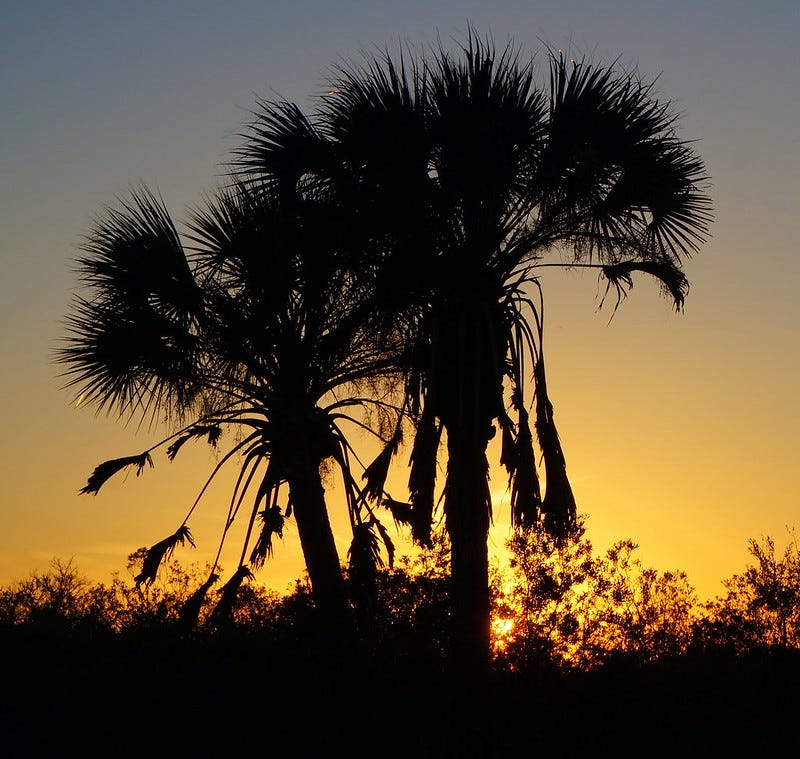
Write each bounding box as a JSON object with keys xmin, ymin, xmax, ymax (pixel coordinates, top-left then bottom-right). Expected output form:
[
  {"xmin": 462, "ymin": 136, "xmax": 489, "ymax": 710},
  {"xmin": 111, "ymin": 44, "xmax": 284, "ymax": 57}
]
[
  {"xmin": 60, "ymin": 182, "xmax": 402, "ymax": 630},
  {"xmin": 236, "ymin": 34, "xmax": 711, "ymax": 670}
]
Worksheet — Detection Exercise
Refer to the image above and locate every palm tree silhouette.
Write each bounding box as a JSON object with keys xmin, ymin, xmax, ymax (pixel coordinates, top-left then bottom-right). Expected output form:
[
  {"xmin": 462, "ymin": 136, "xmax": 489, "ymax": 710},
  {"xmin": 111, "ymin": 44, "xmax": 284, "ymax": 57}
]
[
  {"xmin": 59, "ymin": 182, "xmax": 400, "ymax": 645},
  {"xmin": 237, "ymin": 33, "xmax": 712, "ymax": 684}
]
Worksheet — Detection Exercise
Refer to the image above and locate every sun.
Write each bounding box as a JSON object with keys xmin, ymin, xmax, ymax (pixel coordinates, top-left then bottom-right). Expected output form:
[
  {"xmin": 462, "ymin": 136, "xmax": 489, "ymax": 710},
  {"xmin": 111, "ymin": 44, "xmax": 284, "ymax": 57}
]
[{"xmin": 491, "ymin": 615, "xmax": 516, "ymax": 653}]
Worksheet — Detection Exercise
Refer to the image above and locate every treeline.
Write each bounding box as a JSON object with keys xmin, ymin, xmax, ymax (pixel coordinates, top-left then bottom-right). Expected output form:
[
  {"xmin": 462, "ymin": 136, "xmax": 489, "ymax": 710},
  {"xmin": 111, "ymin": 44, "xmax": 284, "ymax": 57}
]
[
  {"xmin": 494, "ymin": 523, "xmax": 800, "ymax": 668},
  {"xmin": 3, "ymin": 523, "xmax": 799, "ymax": 667},
  {"xmin": 2, "ymin": 525, "xmax": 800, "ymax": 756}
]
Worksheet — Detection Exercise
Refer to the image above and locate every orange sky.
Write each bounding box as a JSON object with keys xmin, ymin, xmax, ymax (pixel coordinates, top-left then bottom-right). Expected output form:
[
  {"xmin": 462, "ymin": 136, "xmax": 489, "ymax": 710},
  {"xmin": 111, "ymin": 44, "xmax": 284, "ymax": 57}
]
[{"xmin": 1, "ymin": 2, "xmax": 798, "ymax": 601}]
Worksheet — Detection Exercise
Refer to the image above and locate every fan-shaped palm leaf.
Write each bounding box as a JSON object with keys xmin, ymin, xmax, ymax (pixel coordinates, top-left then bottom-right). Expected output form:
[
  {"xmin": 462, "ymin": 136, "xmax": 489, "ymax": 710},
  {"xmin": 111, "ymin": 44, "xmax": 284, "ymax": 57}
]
[{"xmin": 59, "ymin": 188, "xmax": 204, "ymax": 421}]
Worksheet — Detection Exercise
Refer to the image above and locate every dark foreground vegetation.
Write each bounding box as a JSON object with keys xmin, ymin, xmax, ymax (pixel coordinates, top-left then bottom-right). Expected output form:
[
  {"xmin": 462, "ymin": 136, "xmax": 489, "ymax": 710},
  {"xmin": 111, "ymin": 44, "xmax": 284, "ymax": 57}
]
[{"xmin": 2, "ymin": 527, "xmax": 799, "ymax": 757}]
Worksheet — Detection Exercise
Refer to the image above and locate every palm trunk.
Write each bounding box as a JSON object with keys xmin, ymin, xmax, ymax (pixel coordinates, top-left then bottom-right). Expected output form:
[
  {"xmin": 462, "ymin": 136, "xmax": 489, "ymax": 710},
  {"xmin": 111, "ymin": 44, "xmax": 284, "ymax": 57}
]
[
  {"xmin": 288, "ymin": 462, "xmax": 355, "ymax": 653},
  {"xmin": 445, "ymin": 432, "xmax": 492, "ymax": 674},
  {"xmin": 444, "ymin": 429, "xmax": 493, "ymax": 755},
  {"xmin": 433, "ymin": 290, "xmax": 504, "ymax": 754},
  {"xmin": 433, "ymin": 290, "xmax": 503, "ymax": 677}
]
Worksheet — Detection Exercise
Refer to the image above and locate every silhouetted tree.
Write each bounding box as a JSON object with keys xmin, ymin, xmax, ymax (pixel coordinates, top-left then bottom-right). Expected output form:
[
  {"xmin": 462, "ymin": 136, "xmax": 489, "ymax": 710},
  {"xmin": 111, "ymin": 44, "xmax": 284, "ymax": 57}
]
[
  {"xmin": 371, "ymin": 530, "xmax": 452, "ymax": 660},
  {"xmin": 496, "ymin": 518, "xmax": 697, "ymax": 670},
  {"xmin": 699, "ymin": 533, "xmax": 800, "ymax": 652},
  {"xmin": 494, "ymin": 518, "xmax": 597, "ymax": 668},
  {"xmin": 59, "ymin": 183, "xmax": 400, "ymax": 649},
  {"xmin": 0, "ymin": 559, "xmax": 97, "ymax": 631},
  {"xmin": 237, "ymin": 32, "xmax": 712, "ymax": 686},
  {"xmin": 5, "ymin": 551, "xmax": 800, "ymax": 756},
  {"xmin": 580, "ymin": 538, "xmax": 697, "ymax": 665}
]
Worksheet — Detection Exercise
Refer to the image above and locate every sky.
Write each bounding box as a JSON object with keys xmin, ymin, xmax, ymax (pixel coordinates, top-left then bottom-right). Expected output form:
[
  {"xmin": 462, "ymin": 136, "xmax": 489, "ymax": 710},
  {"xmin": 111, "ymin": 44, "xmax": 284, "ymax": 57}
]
[{"xmin": 1, "ymin": 0, "xmax": 798, "ymax": 600}]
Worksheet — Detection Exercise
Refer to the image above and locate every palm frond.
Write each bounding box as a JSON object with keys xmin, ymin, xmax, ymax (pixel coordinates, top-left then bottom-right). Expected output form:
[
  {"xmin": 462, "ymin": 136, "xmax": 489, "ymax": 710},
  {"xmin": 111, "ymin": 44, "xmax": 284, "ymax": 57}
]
[
  {"xmin": 348, "ymin": 521, "xmax": 384, "ymax": 617},
  {"xmin": 361, "ymin": 422, "xmax": 403, "ymax": 503},
  {"xmin": 134, "ymin": 525, "xmax": 195, "ymax": 587},
  {"xmin": 178, "ymin": 573, "xmax": 220, "ymax": 630},
  {"xmin": 77, "ymin": 187, "xmax": 199, "ymax": 310},
  {"xmin": 187, "ymin": 182, "xmax": 295, "ymax": 298},
  {"xmin": 235, "ymin": 100, "xmax": 330, "ymax": 195},
  {"xmin": 373, "ymin": 517, "xmax": 396, "ymax": 570},
  {"xmin": 534, "ymin": 53, "xmax": 711, "ymax": 266},
  {"xmin": 166, "ymin": 424, "xmax": 223, "ymax": 461},
  {"xmin": 384, "ymin": 497, "xmax": 414, "ymax": 529},
  {"xmin": 207, "ymin": 566, "xmax": 254, "ymax": 628},
  {"xmin": 501, "ymin": 405, "xmax": 544, "ymax": 532},
  {"xmin": 601, "ymin": 259, "xmax": 689, "ymax": 312},
  {"xmin": 349, "ymin": 521, "xmax": 384, "ymax": 568},
  {"xmin": 499, "ymin": 412, "xmax": 517, "ymax": 474},
  {"xmin": 80, "ymin": 451, "xmax": 153, "ymax": 495},
  {"xmin": 59, "ymin": 187, "xmax": 204, "ymax": 423},
  {"xmin": 429, "ymin": 34, "xmax": 547, "ymax": 225},
  {"xmin": 407, "ymin": 406, "xmax": 441, "ymax": 547},
  {"xmin": 59, "ymin": 297, "xmax": 202, "ymax": 421},
  {"xmin": 249, "ymin": 504, "xmax": 286, "ymax": 568},
  {"xmin": 534, "ymin": 358, "xmax": 577, "ymax": 541},
  {"xmin": 323, "ymin": 50, "xmax": 429, "ymax": 195}
]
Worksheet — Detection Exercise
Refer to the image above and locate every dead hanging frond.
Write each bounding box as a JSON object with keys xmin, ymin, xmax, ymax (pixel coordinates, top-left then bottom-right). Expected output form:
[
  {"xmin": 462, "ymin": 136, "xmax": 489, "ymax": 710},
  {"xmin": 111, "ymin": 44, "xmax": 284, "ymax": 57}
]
[
  {"xmin": 178, "ymin": 572, "xmax": 220, "ymax": 630},
  {"xmin": 134, "ymin": 525, "xmax": 195, "ymax": 587},
  {"xmin": 351, "ymin": 523, "xmax": 380, "ymax": 571},
  {"xmin": 80, "ymin": 451, "xmax": 153, "ymax": 495},
  {"xmin": 361, "ymin": 421, "xmax": 403, "ymax": 503},
  {"xmin": 166, "ymin": 425, "xmax": 223, "ymax": 460},
  {"xmin": 534, "ymin": 358, "xmax": 577, "ymax": 541},
  {"xmin": 373, "ymin": 517, "xmax": 395, "ymax": 570},
  {"xmin": 502, "ymin": 404, "xmax": 543, "ymax": 532},
  {"xmin": 407, "ymin": 406, "xmax": 441, "ymax": 547},
  {"xmin": 499, "ymin": 412, "xmax": 517, "ymax": 475},
  {"xmin": 207, "ymin": 565, "xmax": 254, "ymax": 628},
  {"xmin": 601, "ymin": 260, "xmax": 689, "ymax": 314},
  {"xmin": 347, "ymin": 521, "xmax": 384, "ymax": 618},
  {"xmin": 384, "ymin": 497, "xmax": 414, "ymax": 529},
  {"xmin": 249, "ymin": 504, "xmax": 286, "ymax": 568}
]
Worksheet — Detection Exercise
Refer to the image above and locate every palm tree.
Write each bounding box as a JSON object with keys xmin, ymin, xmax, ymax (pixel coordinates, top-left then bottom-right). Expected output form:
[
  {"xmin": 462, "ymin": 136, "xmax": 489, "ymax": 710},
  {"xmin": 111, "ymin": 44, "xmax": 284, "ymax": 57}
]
[
  {"xmin": 237, "ymin": 33, "xmax": 712, "ymax": 683},
  {"xmin": 59, "ymin": 182, "xmax": 400, "ymax": 646}
]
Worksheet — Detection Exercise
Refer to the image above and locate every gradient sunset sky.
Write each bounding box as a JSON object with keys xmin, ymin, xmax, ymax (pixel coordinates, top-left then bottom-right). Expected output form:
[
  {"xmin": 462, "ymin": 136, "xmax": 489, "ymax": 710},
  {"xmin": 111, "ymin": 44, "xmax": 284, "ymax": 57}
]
[{"xmin": 1, "ymin": 0, "xmax": 798, "ymax": 600}]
